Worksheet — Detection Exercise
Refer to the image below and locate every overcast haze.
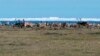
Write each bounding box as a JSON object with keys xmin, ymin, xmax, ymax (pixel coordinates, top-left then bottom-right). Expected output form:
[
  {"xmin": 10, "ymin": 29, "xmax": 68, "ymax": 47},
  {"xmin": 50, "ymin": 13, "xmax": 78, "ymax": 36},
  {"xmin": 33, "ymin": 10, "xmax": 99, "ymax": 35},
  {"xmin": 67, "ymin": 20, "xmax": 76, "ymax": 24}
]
[{"xmin": 0, "ymin": 0, "xmax": 100, "ymax": 18}]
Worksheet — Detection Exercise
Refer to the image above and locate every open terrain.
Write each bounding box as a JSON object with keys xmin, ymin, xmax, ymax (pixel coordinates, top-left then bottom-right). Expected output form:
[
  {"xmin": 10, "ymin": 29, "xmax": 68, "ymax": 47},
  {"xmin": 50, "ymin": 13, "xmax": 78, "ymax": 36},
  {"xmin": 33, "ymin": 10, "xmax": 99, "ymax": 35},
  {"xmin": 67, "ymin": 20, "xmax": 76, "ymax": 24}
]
[{"xmin": 0, "ymin": 28, "xmax": 100, "ymax": 56}]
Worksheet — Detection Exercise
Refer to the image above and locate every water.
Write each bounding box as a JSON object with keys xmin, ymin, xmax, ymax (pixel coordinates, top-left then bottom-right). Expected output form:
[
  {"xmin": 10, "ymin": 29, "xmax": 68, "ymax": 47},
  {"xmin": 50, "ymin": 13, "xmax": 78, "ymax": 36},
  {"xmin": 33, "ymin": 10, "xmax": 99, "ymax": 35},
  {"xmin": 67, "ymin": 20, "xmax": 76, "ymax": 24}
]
[{"xmin": 0, "ymin": 21, "xmax": 100, "ymax": 25}]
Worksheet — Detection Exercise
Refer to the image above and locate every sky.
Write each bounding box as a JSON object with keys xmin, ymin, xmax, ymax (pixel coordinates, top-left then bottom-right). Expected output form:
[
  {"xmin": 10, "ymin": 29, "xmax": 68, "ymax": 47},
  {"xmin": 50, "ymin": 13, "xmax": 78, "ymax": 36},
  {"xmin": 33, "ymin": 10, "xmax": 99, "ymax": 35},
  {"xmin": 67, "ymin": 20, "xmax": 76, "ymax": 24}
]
[{"xmin": 0, "ymin": 0, "xmax": 100, "ymax": 18}]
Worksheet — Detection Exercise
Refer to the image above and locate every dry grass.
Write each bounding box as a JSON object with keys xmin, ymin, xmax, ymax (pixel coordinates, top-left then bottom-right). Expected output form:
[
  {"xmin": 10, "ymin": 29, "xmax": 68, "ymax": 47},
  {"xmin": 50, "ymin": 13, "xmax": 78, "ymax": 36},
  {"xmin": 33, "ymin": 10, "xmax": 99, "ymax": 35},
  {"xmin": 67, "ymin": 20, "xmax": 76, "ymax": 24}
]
[{"xmin": 0, "ymin": 28, "xmax": 100, "ymax": 56}]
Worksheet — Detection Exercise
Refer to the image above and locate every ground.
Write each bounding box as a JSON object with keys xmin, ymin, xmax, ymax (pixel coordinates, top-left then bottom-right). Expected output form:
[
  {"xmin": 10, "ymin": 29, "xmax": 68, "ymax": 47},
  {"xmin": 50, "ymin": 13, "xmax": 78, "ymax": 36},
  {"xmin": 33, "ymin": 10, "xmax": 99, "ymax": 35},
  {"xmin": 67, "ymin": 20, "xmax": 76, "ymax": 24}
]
[{"xmin": 0, "ymin": 27, "xmax": 100, "ymax": 56}]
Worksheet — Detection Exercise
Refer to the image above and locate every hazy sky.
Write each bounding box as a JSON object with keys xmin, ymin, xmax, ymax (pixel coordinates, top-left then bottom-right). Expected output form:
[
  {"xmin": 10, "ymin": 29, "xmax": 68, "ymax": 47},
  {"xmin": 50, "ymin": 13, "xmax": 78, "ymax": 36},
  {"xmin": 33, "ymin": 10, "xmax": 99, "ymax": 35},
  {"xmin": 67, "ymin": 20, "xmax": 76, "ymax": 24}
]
[{"xmin": 0, "ymin": 0, "xmax": 100, "ymax": 18}]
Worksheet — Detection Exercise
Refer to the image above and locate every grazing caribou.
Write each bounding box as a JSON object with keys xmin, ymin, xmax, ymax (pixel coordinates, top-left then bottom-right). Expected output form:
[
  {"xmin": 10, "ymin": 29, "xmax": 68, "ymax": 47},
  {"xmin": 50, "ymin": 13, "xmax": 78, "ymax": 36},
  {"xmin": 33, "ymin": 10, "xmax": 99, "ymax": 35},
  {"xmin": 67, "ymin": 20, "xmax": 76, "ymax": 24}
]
[
  {"xmin": 77, "ymin": 22, "xmax": 89, "ymax": 28},
  {"xmin": 13, "ymin": 22, "xmax": 24, "ymax": 28}
]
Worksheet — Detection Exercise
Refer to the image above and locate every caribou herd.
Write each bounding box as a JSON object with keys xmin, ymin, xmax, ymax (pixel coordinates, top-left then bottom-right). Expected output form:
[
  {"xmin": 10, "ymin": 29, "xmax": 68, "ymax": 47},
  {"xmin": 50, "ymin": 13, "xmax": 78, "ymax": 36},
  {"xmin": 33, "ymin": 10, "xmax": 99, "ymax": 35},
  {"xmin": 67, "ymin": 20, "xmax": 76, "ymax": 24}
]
[
  {"xmin": 0, "ymin": 21, "xmax": 100, "ymax": 30},
  {"xmin": 11, "ymin": 21, "xmax": 100, "ymax": 30}
]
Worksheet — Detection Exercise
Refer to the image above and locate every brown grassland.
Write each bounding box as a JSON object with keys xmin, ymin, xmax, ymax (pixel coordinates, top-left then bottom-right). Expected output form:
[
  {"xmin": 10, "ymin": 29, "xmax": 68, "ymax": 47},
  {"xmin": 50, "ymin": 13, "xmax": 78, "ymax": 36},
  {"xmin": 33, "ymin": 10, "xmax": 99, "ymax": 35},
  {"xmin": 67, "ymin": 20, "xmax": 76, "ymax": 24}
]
[{"xmin": 0, "ymin": 27, "xmax": 100, "ymax": 56}]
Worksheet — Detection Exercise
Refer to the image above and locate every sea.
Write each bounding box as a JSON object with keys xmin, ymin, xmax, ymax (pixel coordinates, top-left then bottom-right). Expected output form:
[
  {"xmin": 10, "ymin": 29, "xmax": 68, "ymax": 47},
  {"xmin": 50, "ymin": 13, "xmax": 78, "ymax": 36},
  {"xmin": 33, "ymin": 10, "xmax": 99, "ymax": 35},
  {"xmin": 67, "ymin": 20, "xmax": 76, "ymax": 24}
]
[{"xmin": 0, "ymin": 21, "xmax": 100, "ymax": 25}]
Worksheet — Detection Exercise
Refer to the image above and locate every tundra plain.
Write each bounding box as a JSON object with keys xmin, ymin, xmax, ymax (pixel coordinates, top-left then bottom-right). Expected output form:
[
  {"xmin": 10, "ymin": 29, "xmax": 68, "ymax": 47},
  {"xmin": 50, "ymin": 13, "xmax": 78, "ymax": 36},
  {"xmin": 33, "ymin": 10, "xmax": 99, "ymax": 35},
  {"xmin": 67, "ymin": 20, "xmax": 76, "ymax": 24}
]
[{"xmin": 0, "ymin": 27, "xmax": 100, "ymax": 56}]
